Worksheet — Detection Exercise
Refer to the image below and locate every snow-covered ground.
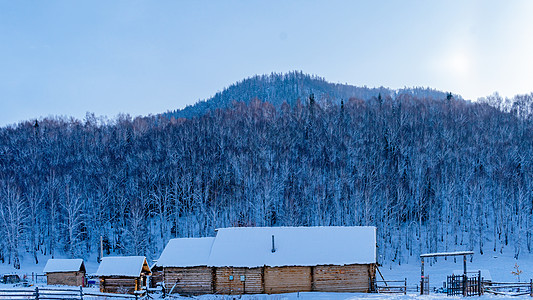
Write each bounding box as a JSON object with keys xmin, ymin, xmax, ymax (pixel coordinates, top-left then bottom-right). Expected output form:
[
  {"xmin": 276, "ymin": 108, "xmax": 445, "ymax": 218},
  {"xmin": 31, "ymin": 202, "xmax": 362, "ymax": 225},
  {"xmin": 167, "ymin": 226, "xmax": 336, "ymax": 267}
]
[
  {"xmin": 1, "ymin": 250, "xmax": 533, "ymax": 299},
  {"xmin": 380, "ymin": 249, "xmax": 533, "ymax": 288},
  {"xmin": 0, "ymin": 252, "xmax": 101, "ymax": 278},
  {"xmin": 190, "ymin": 293, "xmax": 530, "ymax": 299},
  {"xmin": 0, "ymin": 285, "xmax": 530, "ymax": 299},
  {"xmin": 4, "ymin": 249, "xmax": 532, "ymax": 285},
  {"xmin": 0, "ymin": 289, "xmax": 530, "ymax": 300}
]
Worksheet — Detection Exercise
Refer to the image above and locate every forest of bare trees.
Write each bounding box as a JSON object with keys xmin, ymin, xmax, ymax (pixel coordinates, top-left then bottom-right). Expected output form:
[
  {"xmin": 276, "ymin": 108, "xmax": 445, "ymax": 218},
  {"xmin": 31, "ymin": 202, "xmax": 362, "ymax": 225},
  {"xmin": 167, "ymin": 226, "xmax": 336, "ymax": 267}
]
[{"xmin": 0, "ymin": 77, "xmax": 532, "ymax": 268}]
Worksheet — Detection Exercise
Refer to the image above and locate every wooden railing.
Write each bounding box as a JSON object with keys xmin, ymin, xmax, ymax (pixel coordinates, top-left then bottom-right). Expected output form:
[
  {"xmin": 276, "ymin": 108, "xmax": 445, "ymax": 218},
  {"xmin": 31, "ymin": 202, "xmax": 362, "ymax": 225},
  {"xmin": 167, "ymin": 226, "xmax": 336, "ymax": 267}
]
[
  {"xmin": 375, "ymin": 278, "xmax": 407, "ymax": 294},
  {"xmin": 483, "ymin": 280, "xmax": 533, "ymax": 297},
  {"xmin": 0, "ymin": 286, "xmax": 149, "ymax": 299}
]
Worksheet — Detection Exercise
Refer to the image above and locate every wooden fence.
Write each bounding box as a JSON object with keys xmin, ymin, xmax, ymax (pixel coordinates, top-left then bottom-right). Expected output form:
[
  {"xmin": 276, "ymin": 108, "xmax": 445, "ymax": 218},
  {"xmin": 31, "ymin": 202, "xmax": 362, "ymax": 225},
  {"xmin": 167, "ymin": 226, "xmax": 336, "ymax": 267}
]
[
  {"xmin": 446, "ymin": 273, "xmax": 533, "ymax": 297},
  {"xmin": 374, "ymin": 278, "xmax": 407, "ymax": 294},
  {"xmin": 483, "ymin": 280, "xmax": 533, "ymax": 297},
  {"xmin": 0, "ymin": 286, "xmax": 148, "ymax": 300}
]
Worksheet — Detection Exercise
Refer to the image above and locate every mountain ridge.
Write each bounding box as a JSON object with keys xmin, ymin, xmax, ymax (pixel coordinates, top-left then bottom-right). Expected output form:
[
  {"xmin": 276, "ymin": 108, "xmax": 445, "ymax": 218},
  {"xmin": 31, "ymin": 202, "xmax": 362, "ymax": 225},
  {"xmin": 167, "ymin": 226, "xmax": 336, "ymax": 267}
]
[{"xmin": 164, "ymin": 71, "xmax": 458, "ymax": 120}]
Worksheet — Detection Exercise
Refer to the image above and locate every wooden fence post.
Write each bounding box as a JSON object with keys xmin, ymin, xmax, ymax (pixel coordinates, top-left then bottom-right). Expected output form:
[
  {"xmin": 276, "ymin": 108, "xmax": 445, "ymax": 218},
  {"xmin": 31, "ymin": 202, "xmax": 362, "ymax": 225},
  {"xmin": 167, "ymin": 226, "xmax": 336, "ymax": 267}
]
[
  {"xmin": 462, "ymin": 274, "xmax": 467, "ymax": 297},
  {"xmin": 79, "ymin": 286, "xmax": 83, "ymax": 300},
  {"xmin": 420, "ymin": 257, "xmax": 424, "ymax": 295},
  {"xmin": 35, "ymin": 286, "xmax": 39, "ymax": 300},
  {"xmin": 404, "ymin": 278, "xmax": 407, "ymax": 295},
  {"xmin": 477, "ymin": 271, "xmax": 481, "ymax": 296},
  {"xmin": 529, "ymin": 279, "xmax": 532, "ymax": 297}
]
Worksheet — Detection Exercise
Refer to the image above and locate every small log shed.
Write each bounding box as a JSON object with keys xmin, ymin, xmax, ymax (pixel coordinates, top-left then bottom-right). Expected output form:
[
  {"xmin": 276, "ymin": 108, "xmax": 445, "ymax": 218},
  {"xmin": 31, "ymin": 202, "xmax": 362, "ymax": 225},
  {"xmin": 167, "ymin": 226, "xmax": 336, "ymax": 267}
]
[
  {"xmin": 43, "ymin": 258, "xmax": 86, "ymax": 286},
  {"xmin": 95, "ymin": 256, "xmax": 151, "ymax": 294},
  {"xmin": 154, "ymin": 237, "xmax": 215, "ymax": 295}
]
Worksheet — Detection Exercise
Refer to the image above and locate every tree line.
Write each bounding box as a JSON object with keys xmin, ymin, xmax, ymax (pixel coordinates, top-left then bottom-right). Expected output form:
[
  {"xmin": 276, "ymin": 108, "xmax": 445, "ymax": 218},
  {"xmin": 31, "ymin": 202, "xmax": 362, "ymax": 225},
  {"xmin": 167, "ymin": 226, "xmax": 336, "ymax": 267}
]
[{"xmin": 0, "ymin": 93, "xmax": 531, "ymax": 268}]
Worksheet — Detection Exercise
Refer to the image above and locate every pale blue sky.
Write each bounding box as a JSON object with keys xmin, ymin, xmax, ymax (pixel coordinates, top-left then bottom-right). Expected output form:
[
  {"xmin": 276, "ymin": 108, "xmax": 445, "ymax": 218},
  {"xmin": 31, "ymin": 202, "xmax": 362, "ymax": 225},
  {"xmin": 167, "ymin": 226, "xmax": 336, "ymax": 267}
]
[{"xmin": 1, "ymin": 1, "xmax": 532, "ymax": 126}]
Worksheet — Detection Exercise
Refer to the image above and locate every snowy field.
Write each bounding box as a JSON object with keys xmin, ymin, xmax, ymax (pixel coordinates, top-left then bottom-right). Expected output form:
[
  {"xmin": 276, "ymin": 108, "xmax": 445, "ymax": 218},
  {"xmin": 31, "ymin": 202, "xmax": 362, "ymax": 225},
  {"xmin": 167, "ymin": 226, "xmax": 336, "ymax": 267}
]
[
  {"xmin": 380, "ymin": 249, "xmax": 533, "ymax": 287},
  {"xmin": 171, "ymin": 293, "xmax": 533, "ymax": 299},
  {"xmin": 0, "ymin": 285, "xmax": 531, "ymax": 299},
  {"xmin": 1, "ymin": 250, "xmax": 533, "ymax": 299},
  {"xmin": 3, "ymin": 250, "xmax": 532, "ymax": 286}
]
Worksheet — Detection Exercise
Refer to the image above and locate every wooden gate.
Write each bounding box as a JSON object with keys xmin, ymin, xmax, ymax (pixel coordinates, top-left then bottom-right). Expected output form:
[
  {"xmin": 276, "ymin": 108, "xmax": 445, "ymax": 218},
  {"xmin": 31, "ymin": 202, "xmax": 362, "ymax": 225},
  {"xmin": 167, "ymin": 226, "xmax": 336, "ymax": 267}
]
[{"xmin": 447, "ymin": 273, "xmax": 481, "ymax": 296}]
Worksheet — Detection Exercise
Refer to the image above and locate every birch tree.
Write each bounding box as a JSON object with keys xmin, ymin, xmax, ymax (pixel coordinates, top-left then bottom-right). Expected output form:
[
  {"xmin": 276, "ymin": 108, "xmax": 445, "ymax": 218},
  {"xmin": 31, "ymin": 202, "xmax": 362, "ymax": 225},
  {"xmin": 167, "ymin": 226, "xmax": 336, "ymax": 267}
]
[{"xmin": 0, "ymin": 183, "xmax": 27, "ymax": 269}]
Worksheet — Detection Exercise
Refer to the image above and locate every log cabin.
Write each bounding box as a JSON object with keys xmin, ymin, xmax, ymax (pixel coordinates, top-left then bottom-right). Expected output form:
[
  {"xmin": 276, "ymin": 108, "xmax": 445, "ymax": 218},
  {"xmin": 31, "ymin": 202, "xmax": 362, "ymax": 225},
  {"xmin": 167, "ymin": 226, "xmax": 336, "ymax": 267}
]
[
  {"xmin": 95, "ymin": 256, "xmax": 151, "ymax": 294},
  {"xmin": 43, "ymin": 259, "xmax": 86, "ymax": 286},
  {"xmin": 149, "ymin": 263, "xmax": 163, "ymax": 289},
  {"xmin": 152, "ymin": 226, "xmax": 376, "ymax": 295},
  {"xmin": 207, "ymin": 226, "xmax": 377, "ymax": 294},
  {"xmin": 154, "ymin": 237, "xmax": 215, "ymax": 295}
]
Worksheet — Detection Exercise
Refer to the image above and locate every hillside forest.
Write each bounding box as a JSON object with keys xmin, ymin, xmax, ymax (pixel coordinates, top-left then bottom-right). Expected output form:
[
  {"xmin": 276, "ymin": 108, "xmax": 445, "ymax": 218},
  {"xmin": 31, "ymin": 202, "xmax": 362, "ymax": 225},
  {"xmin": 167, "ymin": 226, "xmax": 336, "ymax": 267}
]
[{"xmin": 0, "ymin": 73, "xmax": 532, "ymax": 269}]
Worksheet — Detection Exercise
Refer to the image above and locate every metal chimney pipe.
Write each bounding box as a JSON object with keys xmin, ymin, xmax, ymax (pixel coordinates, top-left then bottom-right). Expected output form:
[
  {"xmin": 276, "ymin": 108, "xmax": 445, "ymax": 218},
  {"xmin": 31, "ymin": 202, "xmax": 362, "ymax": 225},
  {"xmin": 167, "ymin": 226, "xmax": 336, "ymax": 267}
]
[
  {"xmin": 271, "ymin": 235, "xmax": 276, "ymax": 253},
  {"xmin": 100, "ymin": 236, "xmax": 103, "ymax": 262}
]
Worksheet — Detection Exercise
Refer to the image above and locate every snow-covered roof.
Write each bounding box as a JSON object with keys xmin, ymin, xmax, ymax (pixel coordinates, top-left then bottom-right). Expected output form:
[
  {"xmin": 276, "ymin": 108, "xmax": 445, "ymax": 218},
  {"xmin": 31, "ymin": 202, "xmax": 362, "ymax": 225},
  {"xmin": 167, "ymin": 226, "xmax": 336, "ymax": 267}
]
[
  {"xmin": 156, "ymin": 237, "xmax": 214, "ymax": 267},
  {"xmin": 95, "ymin": 256, "xmax": 150, "ymax": 277},
  {"xmin": 420, "ymin": 251, "xmax": 474, "ymax": 258},
  {"xmin": 207, "ymin": 226, "xmax": 376, "ymax": 268},
  {"xmin": 43, "ymin": 259, "xmax": 85, "ymax": 273}
]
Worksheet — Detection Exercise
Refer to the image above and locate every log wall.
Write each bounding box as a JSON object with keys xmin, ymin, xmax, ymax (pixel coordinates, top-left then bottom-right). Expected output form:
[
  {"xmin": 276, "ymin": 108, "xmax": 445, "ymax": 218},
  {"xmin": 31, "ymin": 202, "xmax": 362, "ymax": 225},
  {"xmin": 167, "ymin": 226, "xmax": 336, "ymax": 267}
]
[
  {"xmin": 46, "ymin": 272, "xmax": 85, "ymax": 286},
  {"xmin": 150, "ymin": 270, "xmax": 163, "ymax": 288},
  {"xmin": 264, "ymin": 266, "xmax": 312, "ymax": 294},
  {"xmin": 215, "ymin": 267, "xmax": 263, "ymax": 294},
  {"xmin": 156, "ymin": 264, "xmax": 375, "ymax": 295},
  {"xmin": 163, "ymin": 267, "xmax": 214, "ymax": 295},
  {"xmin": 313, "ymin": 264, "xmax": 375, "ymax": 292},
  {"xmin": 100, "ymin": 277, "xmax": 140, "ymax": 294}
]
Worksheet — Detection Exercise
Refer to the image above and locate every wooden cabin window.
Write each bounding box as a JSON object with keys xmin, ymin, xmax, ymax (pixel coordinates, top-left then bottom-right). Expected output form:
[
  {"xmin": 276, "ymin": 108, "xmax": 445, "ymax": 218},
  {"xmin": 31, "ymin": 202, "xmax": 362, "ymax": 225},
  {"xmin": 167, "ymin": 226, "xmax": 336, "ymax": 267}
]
[
  {"xmin": 240, "ymin": 275, "xmax": 245, "ymax": 282},
  {"xmin": 229, "ymin": 275, "xmax": 234, "ymax": 281}
]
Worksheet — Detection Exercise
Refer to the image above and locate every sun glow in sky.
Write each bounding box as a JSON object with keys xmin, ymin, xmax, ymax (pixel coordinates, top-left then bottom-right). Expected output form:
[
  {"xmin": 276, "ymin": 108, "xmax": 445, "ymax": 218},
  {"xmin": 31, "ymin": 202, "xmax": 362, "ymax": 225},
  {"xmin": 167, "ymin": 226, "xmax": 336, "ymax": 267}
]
[
  {"xmin": 448, "ymin": 51, "xmax": 471, "ymax": 78},
  {"xmin": 1, "ymin": 0, "xmax": 532, "ymax": 126}
]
